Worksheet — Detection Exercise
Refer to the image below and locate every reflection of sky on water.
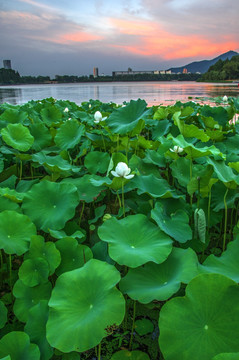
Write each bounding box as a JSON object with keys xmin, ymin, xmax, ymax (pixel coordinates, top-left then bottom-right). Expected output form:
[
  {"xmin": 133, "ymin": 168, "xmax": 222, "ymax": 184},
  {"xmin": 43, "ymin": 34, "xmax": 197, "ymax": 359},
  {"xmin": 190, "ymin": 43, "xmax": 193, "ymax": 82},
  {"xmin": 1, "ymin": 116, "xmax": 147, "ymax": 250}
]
[{"xmin": 0, "ymin": 82, "xmax": 238, "ymax": 106}]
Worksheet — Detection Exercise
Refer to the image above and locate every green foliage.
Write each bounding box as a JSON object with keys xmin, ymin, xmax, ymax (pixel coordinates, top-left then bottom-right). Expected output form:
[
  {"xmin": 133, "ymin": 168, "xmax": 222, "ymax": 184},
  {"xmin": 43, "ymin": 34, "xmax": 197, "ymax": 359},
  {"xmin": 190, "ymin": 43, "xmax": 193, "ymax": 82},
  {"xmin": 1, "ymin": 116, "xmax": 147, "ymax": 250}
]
[
  {"xmin": 200, "ymin": 55, "xmax": 239, "ymax": 81},
  {"xmin": 0, "ymin": 97, "xmax": 238, "ymax": 360}
]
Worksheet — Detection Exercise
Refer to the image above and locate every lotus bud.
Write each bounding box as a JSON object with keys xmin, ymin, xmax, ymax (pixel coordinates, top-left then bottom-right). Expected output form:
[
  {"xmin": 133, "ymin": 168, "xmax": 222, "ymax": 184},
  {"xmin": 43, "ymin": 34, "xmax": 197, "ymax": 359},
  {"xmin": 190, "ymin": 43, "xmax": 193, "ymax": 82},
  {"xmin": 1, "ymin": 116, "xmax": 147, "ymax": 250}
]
[
  {"xmin": 170, "ymin": 145, "xmax": 184, "ymax": 154},
  {"xmin": 111, "ymin": 162, "xmax": 134, "ymax": 179},
  {"xmin": 103, "ymin": 214, "xmax": 112, "ymax": 222},
  {"xmin": 223, "ymin": 96, "xmax": 228, "ymax": 102},
  {"xmin": 64, "ymin": 107, "xmax": 69, "ymax": 112}
]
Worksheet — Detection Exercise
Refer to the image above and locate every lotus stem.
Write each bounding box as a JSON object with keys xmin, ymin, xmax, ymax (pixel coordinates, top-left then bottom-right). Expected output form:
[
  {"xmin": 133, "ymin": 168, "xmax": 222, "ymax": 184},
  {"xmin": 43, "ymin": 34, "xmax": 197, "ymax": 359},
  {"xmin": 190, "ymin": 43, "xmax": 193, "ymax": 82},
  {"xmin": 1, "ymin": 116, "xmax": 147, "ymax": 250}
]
[
  {"xmin": 129, "ymin": 300, "xmax": 136, "ymax": 350},
  {"xmin": 116, "ymin": 191, "xmax": 122, "ymax": 209},
  {"xmin": 100, "ymin": 129, "xmax": 106, "ymax": 152},
  {"xmin": 197, "ymin": 177, "xmax": 200, "ymax": 208},
  {"xmin": 207, "ymin": 188, "xmax": 211, "ymax": 233},
  {"xmin": 223, "ymin": 188, "xmax": 229, "ymax": 251},
  {"xmin": 79, "ymin": 201, "xmax": 85, "ymax": 226},
  {"xmin": 19, "ymin": 160, "xmax": 23, "ymax": 181},
  {"xmin": 98, "ymin": 341, "xmax": 101, "ymax": 360},
  {"xmin": 122, "ymin": 182, "xmax": 125, "ymax": 217}
]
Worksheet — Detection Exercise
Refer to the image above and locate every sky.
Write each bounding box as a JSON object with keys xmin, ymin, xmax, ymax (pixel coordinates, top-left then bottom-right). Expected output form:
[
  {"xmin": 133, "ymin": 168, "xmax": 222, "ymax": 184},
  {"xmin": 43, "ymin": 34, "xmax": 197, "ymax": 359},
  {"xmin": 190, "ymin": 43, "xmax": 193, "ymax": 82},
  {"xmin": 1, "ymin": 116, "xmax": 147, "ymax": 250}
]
[{"xmin": 0, "ymin": 0, "xmax": 238, "ymax": 77}]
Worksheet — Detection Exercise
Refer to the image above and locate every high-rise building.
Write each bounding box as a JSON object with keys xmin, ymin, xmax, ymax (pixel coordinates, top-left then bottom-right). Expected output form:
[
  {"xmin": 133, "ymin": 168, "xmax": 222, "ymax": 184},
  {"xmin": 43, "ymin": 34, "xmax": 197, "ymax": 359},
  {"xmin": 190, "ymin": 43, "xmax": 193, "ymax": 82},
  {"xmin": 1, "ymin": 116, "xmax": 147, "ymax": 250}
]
[
  {"xmin": 3, "ymin": 60, "xmax": 12, "ymax": 69},
  {"xmin": 93, "ymin": 67, "xmax": 99, "ymax": 78}
]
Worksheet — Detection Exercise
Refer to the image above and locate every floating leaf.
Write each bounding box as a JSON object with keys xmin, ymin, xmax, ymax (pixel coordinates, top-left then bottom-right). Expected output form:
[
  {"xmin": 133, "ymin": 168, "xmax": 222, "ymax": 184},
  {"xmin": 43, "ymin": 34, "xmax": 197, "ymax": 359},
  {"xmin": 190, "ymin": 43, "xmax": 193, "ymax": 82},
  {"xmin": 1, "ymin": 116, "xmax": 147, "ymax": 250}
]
[
  {"xmin": 1, "ymin": 124, "xmax": 34, "ymax": 151},
  {"xmin": 0, "ymin": 210, "xmax": 36, "ymax": 255},
  {"xmin": 159, "ymin": 274, "xmax": 239, "ymax": 360},
  {"xmin": 120, "ymin": 247, "xmax": 199, "ymax": 303},
  {"xmin": 98, "ymin": 214, "xmax": 172, "ymax": 268},
  {"xmin": 19, "ymin": 258, "xmax": 49, "ymax": 287},
  {"xmin": 0, "ymin": 332, "xmax": 40, "ymax": 360},
  {"xmin": 22, "ymin": 180, "xmax": 79, "ymax": 232},
  {"xmin": 135, "ymin": 319, "xmax": 154, "ymax": 336},
  {"xmin": 84, "ymin": 151, "xmax": 110, "ymax": 174},
  {"xmin": 46, "ymin": 259, "xmax": 125, "ymax": 352}
]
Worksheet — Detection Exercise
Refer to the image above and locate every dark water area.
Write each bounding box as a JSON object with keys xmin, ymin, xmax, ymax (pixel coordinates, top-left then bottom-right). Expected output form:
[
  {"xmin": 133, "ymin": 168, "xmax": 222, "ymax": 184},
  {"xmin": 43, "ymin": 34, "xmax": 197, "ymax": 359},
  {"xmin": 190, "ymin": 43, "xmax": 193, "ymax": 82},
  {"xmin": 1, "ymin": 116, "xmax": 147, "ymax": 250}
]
[{"xmin": 0, "ymin": 81, "xmax": 238, "ymax": 106}]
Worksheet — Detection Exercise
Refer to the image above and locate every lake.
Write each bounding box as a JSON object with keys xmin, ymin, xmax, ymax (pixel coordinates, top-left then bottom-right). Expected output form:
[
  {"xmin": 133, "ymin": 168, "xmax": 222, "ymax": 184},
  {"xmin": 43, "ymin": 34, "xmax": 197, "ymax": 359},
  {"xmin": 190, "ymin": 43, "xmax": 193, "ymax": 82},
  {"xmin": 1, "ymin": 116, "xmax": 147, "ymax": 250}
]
[{"xmin": 0, "ymin": 81, "xmax": 238, "ymax": 106}]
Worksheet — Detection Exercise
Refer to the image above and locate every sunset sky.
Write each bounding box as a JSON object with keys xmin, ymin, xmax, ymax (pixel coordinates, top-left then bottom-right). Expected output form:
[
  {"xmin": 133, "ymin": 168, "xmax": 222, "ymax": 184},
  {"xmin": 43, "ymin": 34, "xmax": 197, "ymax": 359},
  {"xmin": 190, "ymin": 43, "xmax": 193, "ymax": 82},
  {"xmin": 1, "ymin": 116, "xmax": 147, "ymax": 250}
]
[{"xmin": 0, "ymin": 0, "xmax": 238, "ymax": 76}]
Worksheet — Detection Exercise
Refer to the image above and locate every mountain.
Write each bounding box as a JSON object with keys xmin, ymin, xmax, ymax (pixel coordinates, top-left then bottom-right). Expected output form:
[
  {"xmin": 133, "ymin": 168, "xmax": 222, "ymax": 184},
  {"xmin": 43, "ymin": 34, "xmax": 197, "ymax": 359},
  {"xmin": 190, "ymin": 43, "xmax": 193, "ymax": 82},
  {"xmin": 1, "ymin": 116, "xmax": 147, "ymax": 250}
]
[{"xmin": 168, "ymin": 50, "xmax": 238, "ymax": 74}]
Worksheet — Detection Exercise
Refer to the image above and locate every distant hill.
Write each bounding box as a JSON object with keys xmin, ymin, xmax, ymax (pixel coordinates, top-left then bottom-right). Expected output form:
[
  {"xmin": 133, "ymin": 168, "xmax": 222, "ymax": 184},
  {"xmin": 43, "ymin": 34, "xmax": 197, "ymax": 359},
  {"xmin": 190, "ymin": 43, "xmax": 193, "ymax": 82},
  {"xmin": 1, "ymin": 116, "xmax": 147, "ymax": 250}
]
[{"xmin": 168, "ymin": 50, "xmax": 238, "ymax": 74}]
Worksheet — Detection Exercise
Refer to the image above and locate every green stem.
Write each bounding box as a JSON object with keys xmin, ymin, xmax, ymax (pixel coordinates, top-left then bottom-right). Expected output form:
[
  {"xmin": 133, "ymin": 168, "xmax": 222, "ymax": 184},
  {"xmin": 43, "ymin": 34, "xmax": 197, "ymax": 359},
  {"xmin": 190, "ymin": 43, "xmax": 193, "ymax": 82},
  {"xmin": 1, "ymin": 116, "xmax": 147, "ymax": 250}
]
[
  {"xmin": 207, "ymin": 189, "xmax": 211, "ymax": 234},
  {"xmin": 122, "ymin": 182, "xmax": 125, "ymax": 217},
  {"xmin": 116, "ymin": 191, "xmax": 122, "ymax": 209},
  {"xmin": 9, "ymin": 254, "xmax": 13, "ymax": 298},
  {"xmin": 129, "ymin": 301, "xmax": 136, "ymax": 350},
  {"xmin": 79, "ymin": 201, "xmax": 85, "ymax": 226},
  {"xmin": 100, "ymin": 129, "xmax": 106, "ymax": 152},
  {"xmin": 190, "ymin": 157, "xmax": 193, "ymax": 207},
  {"xmin": 223, "ymin": 188, "xmax": 229, "ymax": 251},
  {"xmin": 98, "ymin": 342, "xmax": 101, "ymax": 360},
  {"xmin": 19, "ymin": 160, "xmax": 23, "ymax": 181},
  {"xmin": 197, "ymin": 177, "xmax": 200, "ymax": 208}
]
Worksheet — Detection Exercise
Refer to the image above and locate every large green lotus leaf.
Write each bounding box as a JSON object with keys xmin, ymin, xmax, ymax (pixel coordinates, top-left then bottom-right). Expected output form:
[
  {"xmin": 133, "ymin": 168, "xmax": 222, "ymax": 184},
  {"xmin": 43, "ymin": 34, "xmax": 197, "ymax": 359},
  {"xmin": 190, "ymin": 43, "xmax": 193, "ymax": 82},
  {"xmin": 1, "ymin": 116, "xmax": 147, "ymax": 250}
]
[
  {"xmin": 173, "ymin": 111, "xmax": 210, "ymax": 142},
  {"xmin": 106, "ymin": 99, "xmax": 150, "ymax": 134},
  {"xmin": 170, "ymin": 157, "xmax": 191, "ymax": 187},
  {"xmin": 22, "ymin": 181, "xmax": 79, "ymax": 232},
  {"xmin": 206, "ymin": 158, "xmax": 239, "ymax": 185},
  {"xmin": 62, "ymin": 174, "xmax": 106, "ymax": 203},
  {"xmin": 120, "ymin": 247, "xmax": 199, "ymax": 303},
  {"xmin": 0, "ymin": 197, "xmax": 20, "ymax": 212},
  {"xmin": 199, "ymin": 237, "xmax": 239, "ymax": 282},
  {"xmin": 0, "ymin": 355, "xmax": 11, "ymax": 360},
  {"xmin": 55, "ymin": 237, "xmax": 93, "ymax": 276},
  {"xmin": 13, "ymin": 280, "xmax": 52, "ymax": 322},
  {"xmin": 212, "ymin": 353, "xmax": 239, "ymax": 360},
  {"xmin": 151, "ymin": 202, "xmax": 192, "ymax": 243},
  {"xmin": 0, "ymin": 210, "xmax": 36, "ymax": 255},
  {"xmin": 0, "ymin": 301, "xmax": 7, "ymax": 329},
  {"xmin": 151, "ymin": 119, "xmax": 172, "ymax": 139},
  {"xmin": 211, "ymin": 181, "xmax": 239, "ymax": 212},
  {"xmin": 29, "ymin": 123, "xmax": 52, "ymax": 151},
  {"xmin": 46, "ymin": 259, "xmax": 125, "ymax": 352},
  {"xmin": 25, "ymin": 235, "xmax": 61, "ymax": 275},
  {"xmin": 84, "ymin": 151, "xmax": 110, "ymax": 174},
  {"xmin": 111, "ymin": 350, "xmax": 150, "ymax": 360},
  {"xmin": 25, "ymin": 301, "xmax": 53, "ymax": 360},
  {"xmin": 54, "ymin": 120, "xmax": 85, "ymax": 150},
  {"xmin": 133, "ymin": 174, "xmax": 181, "ymax": 199},
  {"xmin": 0, "ymin": 188, "xmax": 24, "ymax": 203},
  {"xmin": 142, "ymin": 149, "xmax": 166, "ymax": 167},
  {"xmin": 19, "ymin": 258, "xmax": 49, "ymax": 287},
  {"xmin": 40, "ymin": 105, "xmax": 62, "ymax": 126},
  {"xmin": 0, "ymin": 108, "xmax": 28, "ymax": 124},
  {"xmin": 98, "ymin": 214, "xmax": 172, "ymax": 268},
  {"xmin": 0, "ymin": 332, "xmax": 40, "ymax": 360},
  {"xmin": 1, "ymin": 124, "xmax": 34, "ymax": 151},
  {"xmin": 135, "ymin": 319, "xmax": 154, "ymax": 336},
  {"xmin": 158, "ymin": 274, "xmax": 239, "ymax": 360}
]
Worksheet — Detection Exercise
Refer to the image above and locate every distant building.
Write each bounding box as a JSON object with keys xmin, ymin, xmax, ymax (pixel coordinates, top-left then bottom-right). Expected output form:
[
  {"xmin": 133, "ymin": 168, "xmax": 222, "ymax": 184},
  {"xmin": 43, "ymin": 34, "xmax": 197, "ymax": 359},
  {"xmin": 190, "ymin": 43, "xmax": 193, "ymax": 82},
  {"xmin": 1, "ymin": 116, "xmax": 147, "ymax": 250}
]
[
  {"xmin": 113, "ymin": 68, "xmax": 172, "ymax": 76},
  {"xmin": 183, "ymin": 68, "xmax": 188, "ymax": 74},
  {"xmin": 3, "ymin": 60, "xmax": 12, "ymax": 69},
  {"xmin": 93, "ymin": 67, "xmax": 99, "ymax": 78}
]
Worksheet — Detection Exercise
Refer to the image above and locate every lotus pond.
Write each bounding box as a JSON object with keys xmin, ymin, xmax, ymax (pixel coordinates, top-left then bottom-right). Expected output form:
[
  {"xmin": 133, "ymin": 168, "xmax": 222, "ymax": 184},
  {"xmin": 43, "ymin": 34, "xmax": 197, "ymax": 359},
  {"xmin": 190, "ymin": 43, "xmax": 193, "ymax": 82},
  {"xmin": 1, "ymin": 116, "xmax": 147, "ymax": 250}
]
[{"xmin": 0, "ymin": 96, "xmax": 239, "ymax": 360}]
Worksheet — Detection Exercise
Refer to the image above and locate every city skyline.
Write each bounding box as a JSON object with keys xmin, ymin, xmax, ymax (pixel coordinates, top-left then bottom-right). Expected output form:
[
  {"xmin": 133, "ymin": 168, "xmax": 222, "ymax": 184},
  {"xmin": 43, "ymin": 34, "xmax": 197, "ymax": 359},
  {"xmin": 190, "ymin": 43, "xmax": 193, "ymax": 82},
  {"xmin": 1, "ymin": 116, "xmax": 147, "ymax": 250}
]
[{"xmin": 0, "ymin": 0, "xmax": 238, "ymax": 77}]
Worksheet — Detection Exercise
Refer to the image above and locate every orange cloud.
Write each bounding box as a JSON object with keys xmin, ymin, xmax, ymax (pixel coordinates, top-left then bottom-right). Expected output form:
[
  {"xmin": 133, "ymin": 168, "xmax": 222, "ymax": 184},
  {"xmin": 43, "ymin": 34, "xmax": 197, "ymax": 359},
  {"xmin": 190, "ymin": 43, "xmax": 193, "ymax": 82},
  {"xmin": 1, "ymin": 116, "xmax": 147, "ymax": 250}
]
[{"xmin": 60, "ymin": 32, "xmax": 102, "ymax": 43}]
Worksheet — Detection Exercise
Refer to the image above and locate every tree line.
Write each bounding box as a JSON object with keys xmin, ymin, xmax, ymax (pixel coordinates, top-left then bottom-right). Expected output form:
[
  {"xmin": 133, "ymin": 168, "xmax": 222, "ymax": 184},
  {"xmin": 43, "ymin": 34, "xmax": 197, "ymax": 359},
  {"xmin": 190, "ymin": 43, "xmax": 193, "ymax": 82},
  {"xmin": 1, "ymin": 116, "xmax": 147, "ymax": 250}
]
[{"xmin": 200, "ymin": 55, "xmax": 239, "ymax": 81}]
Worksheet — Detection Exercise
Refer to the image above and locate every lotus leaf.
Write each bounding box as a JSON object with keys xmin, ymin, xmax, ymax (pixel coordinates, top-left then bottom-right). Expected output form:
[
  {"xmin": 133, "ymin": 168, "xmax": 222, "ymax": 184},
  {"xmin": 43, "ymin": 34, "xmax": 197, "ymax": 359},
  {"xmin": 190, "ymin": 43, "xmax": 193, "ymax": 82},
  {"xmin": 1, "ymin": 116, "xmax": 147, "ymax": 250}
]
[
  {"xmin": 40, "ymin": 105, "xmax": 62, "ymax": 126},
  {"xmin": 0, "ymin": 197, "xmax": 20, "ymax": 212},
  {"xmin": 31, "ymin": 152, "xmax": 79, "ymax": 173},
  {"xmin": 98, "ymin": 214, "xmax": 172, "ymax": 268},
  {"xmin": 55, "ymin": 237, "xmax": 93, "ymax": 275},
  {"xmin": 106, "ymin": 99, "xmax": 149, "ymax": 134},
  {"xmin": 0, "ymin": 210, "xmax": 36, "ymax": 255},
  {"xmin": 200, "ymin": 105, "xmax": 228, "ymax": 127},
  {"xmin": 62, "ymin": 174, "xmax": 106, "ymax": 202},
  {"xmin": 19, "ymin": 257, "xmax": 49, "ymax": 287},
  {"xmin": 29, "ymin": 123, "xmax": 52, "ymax": 151},
  {"xmin": 54, "ymin": 120, "xmax": 85, "ymax": 150},
  {"xmin": 151, "ymin": 202, "xmax": 192, "ymax": 243},
  {"xmin": 84, "ymin": 151, "xmax": 110, "ymax": 174},
  {"xmin": 25, "ymin": 235, "xmax": 61, "ymax": 275},
  {"xmin": 111, "ymin": 350, "xmax": 150, "ymax": 360},
  {"xmin": 0, "ymin": 301, "xmax": 7, "ymax": 329},
  {"xmin": 199, "ymin": 236, "xmax": 239, "ymax": 282},
  {"xmin": 1, "ymin": 124, "xmax": 34, "ymax": 151},
  {"xmin": 0, "ymin": 188, "xmax": 25, "ymax": 203},
  {"xmin": 25, "ymin": 301, "xmax": 53, "ymax": 360},
  {"xmin": 159, "ymin": 274, "xmax": 239, "ymax": 360},
  {"xmin": 0, "ymin": 355, "xmax": 11, "ymax": 360},
  {"xmin": 120, "ymin": 247, "xmax": 199, "ymax": 303},
  {"xmin": 135, "ymin": 319, "xmax": 154, "ymax": 336},
  {"xmin": 22, "ymin": 180, "xmax": 79, "ymax": 232},
  {"xmin": 13, "ymin": 280, "xmax": 52, "ymax": 322},
  {"xmin": 0, "ymin": 332, "xmax": 40, "ymax": 360},
  {"xmin": 0, "ymin": 108, "xmax": 28, "ymax": 124},
  {"xmin": 206, "ymin": 158, "xmax": 239, "ymax": 185},
  {"xmin": 46, "ymin": 259, "xmax": 125, "ymax": 352},
  {"xmin": 133, "ymin": 174, "xmax": 181, "ymax": 199},
  {"xmin": 212, "ymin": 353, "xmax": 239, "ymax": 360}
]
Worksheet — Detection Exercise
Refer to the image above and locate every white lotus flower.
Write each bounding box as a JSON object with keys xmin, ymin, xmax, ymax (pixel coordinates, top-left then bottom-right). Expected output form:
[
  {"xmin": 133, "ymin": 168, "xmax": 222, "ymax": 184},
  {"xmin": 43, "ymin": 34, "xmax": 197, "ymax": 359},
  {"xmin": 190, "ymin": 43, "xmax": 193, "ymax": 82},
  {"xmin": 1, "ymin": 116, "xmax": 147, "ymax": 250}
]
[
  {"xmin": 170, "ymin": 145, "xmax": 184, "ymax": 153},
  {"xmin": 94, "ymin": 111, "xmax": 107, "ymax": 123},
  {"xmin": 223, "ymin": 95, "xmax": 228, "ymax": 102},
  {"xmin": 111, "ymin": 162, "xmax": 134, "ymax": 179},
  {"xmin": 64, "ymin": 107, "xmax": 69, "ymax": 112}
]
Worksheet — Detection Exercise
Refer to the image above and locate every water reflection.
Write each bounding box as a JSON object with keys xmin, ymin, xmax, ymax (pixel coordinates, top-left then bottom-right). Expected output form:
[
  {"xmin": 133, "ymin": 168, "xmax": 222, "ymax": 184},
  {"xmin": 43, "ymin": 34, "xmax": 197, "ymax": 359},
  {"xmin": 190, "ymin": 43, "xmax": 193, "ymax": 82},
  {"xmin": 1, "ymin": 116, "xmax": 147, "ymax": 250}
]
[{"xmin": 0, "ymin": 82, "xmax": 238, "ymax": 106}]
